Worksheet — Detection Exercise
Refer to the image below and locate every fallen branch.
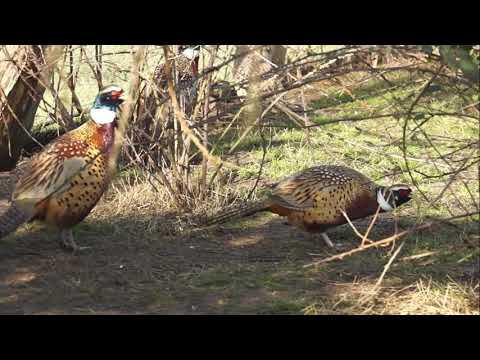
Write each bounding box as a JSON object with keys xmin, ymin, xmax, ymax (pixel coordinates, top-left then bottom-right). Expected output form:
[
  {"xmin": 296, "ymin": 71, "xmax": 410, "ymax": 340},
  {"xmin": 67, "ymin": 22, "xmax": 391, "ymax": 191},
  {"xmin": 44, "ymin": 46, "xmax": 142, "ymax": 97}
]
[{"xmin": 303, "ymin": 211, "xmax": 479, "ymax": 268}]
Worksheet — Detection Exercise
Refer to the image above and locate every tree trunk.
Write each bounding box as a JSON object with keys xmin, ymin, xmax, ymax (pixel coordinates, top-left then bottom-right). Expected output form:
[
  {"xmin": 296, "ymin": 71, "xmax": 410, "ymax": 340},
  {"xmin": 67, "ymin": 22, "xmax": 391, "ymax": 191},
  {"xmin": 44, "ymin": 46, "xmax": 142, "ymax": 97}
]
[
  {"xmin": 270, "ymin": 45, "xmax": 287, "ymax": 67},
  {"xmin": 0, "ymin": 45, "xmax": 64, "ymax": 171}
]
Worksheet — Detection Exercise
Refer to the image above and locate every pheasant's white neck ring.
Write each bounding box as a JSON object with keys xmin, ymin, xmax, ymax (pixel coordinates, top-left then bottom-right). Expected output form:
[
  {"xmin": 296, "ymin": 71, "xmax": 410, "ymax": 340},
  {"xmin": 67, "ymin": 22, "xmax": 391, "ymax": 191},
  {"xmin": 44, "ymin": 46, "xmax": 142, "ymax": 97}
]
[
  {"xmin": 377, "ymin": 189, "xmax": 393, "ymax": 211},
  {"xmin": 90, "ymin": 107, "xmax": 116, "ymax": 124},
  {"xmin": 182, "ymin": 48, "xmax": 200, "ymax": 60}
]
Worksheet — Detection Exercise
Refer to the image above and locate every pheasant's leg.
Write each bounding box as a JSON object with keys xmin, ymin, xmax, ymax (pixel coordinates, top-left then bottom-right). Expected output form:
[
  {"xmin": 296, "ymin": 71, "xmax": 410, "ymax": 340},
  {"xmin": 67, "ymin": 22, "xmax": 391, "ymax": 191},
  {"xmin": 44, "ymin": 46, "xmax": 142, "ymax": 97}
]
[
  {"xmin": 59, "ymin": 229, "xmax": 89, "ymax": 252},
  {"xmin": 320, "ymin": 233, "xmax": 335, "ymax": 248}
]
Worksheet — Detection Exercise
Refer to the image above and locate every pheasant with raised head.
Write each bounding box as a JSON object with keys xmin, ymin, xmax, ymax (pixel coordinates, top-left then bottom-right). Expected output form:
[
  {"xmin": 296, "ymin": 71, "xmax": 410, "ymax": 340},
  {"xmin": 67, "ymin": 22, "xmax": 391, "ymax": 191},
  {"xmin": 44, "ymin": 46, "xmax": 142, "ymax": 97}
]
[
  {"xmin": 154, "ymin": 45, "xmax": 200, "ymax": 86},
  {"xmin": 153, "ymin": 45, "xmax": 200, "ymax": 113},
  {"xmin": 207, "ymin": 165, "xmax": 412, "ymax": 247},
  {"xmin": 0, "ymin": 85, "xmax": 125, "ymax": 251}
]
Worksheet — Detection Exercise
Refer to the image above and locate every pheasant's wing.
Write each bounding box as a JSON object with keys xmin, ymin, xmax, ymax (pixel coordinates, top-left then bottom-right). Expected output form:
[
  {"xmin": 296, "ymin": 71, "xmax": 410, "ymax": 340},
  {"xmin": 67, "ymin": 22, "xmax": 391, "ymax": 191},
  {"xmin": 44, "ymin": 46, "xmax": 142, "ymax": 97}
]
[
  {"xmin": 272, "ymin": 177, "xmax": 343, "ymax": 210},
  {"xmin": 0, "ymin": 172, "xmax": 12, "ymax": 201},
  {"xmin": 271, "ymin": 166, "xmax": 373, "ymax": 210},
  {"xmin": 12, "ymin": 141, "xmax": 88, "ymax": 213}
]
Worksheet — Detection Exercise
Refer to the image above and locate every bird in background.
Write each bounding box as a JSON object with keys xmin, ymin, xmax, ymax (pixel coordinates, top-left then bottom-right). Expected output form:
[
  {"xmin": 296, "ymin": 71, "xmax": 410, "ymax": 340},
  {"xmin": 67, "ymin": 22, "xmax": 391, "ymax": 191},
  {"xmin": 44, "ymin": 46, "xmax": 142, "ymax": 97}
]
[
  {"xmin": 0, "ymin": 85, "xmax": 126, "ymax": 251},
  {"xmin": 154, "ymin": 45, "xmax": 201, "ymax": 113},
  {"xmin": 206, "ymin": 165, "xmax": 412, "ymax": 248}
]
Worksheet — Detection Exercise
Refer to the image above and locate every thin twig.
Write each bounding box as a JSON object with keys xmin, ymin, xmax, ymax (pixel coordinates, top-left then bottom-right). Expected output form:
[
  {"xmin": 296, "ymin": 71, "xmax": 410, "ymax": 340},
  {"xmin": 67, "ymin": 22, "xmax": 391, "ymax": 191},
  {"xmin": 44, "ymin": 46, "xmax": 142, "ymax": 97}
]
[
  {"xmin": 361, "ymin": 206, "xmax": 382, "ymax": 247},
  {"xmin": 340, "ymin": 210, "xmax": 374, "ymax": 244},
  {"xmin": 358, "ymin": 240, "xmax": 406, "ymax": 304},
  {"xmin": 374, "ymin": 241, "xmax": 405, "ymax": 290},
  {"xmin": 304, "ymin": 211, "xmax": 479, "ymax": 268}
]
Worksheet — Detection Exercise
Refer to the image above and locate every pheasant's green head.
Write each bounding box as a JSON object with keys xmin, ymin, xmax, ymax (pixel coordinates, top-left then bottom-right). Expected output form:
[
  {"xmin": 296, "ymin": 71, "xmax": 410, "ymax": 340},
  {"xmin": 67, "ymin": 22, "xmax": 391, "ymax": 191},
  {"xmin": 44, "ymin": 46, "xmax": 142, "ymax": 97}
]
[
  {"xmin": 90, "ymin": 85, "xmax": 125, "ymax": 125},
  {"xmin": 377, "ymin": 184, "xmax": 413, "ymax": 211}
]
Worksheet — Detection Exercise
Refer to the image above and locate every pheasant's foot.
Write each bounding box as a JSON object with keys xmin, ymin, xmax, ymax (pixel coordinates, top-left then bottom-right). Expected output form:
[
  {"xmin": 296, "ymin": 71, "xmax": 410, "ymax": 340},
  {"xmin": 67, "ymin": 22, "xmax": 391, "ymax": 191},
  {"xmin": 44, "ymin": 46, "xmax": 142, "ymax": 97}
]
[
  {"xmin": 59, "ymin": 229, "xmax": 90, "ymax": 253},
  {"xmin": 334, "ymin": 242, "xmax": 348, "ymax": 250},
  {"xmin": 320, "ymin": 233, "xmax": 335, "ymax": 248},
  {"xmin": 319, "ymin": 233, "xmax": 349, "ymax": 251}
]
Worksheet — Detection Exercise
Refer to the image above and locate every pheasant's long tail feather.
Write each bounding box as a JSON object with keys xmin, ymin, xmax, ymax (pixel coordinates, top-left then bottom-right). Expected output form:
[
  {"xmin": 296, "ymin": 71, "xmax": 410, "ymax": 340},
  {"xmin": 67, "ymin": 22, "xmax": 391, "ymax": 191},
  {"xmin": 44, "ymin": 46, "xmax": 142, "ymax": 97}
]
[
  {"xmin": 205, "ymin": 199, "xmax": 271, "ymax": 226},
  {"xmin": 0, "ymin": 203, "xmax": 30, "ymax": 239}
]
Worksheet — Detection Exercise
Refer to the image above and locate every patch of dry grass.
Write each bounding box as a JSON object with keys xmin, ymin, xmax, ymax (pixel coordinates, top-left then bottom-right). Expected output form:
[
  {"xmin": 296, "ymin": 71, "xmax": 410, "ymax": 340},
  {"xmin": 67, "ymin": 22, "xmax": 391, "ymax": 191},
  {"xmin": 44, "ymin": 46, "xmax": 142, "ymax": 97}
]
[
  {"xmin": 302, "ymin": 277, "xmax": 479, "ymax": 315},
  {"xmin": 388, "ymin": 277, "xmax": 479, "ymax": 315},
  {"xmin": 92, "ymin": 175, "xmax": 184, "ymax": 236},
  {"xmin": 90, "ymin": 166, "xmax": 253, "ymax": 237}
]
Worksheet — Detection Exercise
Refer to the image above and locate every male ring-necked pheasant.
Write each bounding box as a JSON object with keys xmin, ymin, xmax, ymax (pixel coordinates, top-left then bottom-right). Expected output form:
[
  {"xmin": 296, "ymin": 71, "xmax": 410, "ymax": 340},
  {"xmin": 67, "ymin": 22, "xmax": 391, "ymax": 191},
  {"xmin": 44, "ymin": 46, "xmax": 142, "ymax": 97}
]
[
  {"xmin": 154, "ymin": 45, "xmax": 200, "ymax": 86},
  {"xmin": 154, "ymin": 46, "xmax": 200, "ymax": 105},
  {"xmin": 0, "ymin": 85, "xmax": 125, "ymax": 251},
  {"xmin": 207, "ymin": 165, "xmax": 412, "ymax": 247}
]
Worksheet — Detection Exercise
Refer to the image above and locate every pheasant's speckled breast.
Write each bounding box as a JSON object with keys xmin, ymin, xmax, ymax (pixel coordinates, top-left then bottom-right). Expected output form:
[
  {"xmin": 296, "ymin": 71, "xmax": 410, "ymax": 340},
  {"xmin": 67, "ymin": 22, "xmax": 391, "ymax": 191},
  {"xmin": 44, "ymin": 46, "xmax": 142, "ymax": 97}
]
[
  {"xmin": 13, "ymin": 120, "xmax": 116, "ymax": 229},
  {"xmin": 36, "ymin": 146, "xmax": 110, "ymax": 228},
  {"xmin": 154, "ymin": 55, "xmax": 198, "ymax": 88}
]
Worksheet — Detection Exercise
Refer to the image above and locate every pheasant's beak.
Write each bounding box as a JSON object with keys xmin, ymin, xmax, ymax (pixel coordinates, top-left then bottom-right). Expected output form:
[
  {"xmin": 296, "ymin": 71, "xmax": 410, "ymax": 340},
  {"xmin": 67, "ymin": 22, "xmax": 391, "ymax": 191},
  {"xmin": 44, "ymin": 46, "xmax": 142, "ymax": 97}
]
[
  {"xmin": 110, "ymin": 90, "xmax": 126, "ymax": 104},
  {"xmin": 117, "ymin": 92, "xmax": 126, "ymax": 104}
]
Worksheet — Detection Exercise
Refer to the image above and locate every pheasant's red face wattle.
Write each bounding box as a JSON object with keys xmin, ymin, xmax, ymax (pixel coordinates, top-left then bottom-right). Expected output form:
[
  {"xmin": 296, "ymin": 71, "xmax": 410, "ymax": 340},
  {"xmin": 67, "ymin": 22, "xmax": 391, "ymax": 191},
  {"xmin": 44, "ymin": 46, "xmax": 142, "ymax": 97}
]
[
  {"xmin": 110, "ymin": 90, "xmax": 123, "ymax": 101},
  {"xmin": 391, "ymin": 186, "xmax": 412, "ymax": 207}
]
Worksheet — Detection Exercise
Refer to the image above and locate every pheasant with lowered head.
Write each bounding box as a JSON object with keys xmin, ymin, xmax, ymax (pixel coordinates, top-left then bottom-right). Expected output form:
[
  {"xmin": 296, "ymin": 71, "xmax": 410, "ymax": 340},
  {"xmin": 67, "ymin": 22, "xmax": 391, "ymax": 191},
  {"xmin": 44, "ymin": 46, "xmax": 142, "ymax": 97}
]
[{"xmin": 207, "ymin": 165, "xmax": 412, "ymax": 247}]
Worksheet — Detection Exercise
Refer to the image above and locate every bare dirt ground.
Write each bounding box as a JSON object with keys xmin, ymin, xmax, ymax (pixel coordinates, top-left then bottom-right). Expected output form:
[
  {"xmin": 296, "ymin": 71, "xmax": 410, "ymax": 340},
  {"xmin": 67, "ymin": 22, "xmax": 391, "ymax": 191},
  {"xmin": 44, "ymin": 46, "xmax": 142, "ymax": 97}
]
[
  {"xmin": 1, "ymin": 210, "xmax": 478, "ymax": 315},
  {"xmin": 1, "ymin": 74, "xmax": 478, "ymax": 315}
]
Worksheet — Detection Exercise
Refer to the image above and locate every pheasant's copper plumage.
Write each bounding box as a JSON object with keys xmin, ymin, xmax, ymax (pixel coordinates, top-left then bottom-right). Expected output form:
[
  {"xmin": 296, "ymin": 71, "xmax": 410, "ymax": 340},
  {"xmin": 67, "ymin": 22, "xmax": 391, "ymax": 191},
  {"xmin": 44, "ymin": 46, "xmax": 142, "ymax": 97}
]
[
  {"xmin": 207, "ymin": 165, "xmax": 412, "ymax": 247},
  {"xmin": 153, "ymin": 46, "xmax": 199, "ymax": 91},
  {"xmin": 153, "ymin": 46, "xmax": 200, "ymax": 116},
  {"xmin": 272, "ymin": 166, "xmax": 378, "ymax": 230},
  {"xmin": 0, "ymin": 85, "xmax": 125, "ymax": 251},
  {"xmin": 17, "ymin": 121, "xmax": 115, "ymax": 227}
]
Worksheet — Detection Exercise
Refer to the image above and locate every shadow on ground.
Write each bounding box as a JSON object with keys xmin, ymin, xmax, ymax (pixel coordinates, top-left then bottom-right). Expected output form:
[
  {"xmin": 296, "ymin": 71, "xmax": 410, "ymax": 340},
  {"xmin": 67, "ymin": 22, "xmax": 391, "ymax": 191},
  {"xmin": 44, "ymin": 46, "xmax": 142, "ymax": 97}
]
[{"xmin": 0, "ymin": 211, "xmax": 478, "ymax": 314}]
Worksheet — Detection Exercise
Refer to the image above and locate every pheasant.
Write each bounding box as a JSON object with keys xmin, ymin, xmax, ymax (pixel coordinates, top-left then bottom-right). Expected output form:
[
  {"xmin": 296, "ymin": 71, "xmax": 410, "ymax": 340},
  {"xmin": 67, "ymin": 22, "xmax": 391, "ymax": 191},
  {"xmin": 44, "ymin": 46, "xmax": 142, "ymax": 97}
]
[
  {"xmin": 153, "ymin": 45, "xmax": 200, "ymax": 114},
  {"xmin": 0, "ymin": 85, "xmax": 125, "ymax": 251},
  {"xmin": 206, "ymin": 165, "xmax": 412, "ymax": 248}
]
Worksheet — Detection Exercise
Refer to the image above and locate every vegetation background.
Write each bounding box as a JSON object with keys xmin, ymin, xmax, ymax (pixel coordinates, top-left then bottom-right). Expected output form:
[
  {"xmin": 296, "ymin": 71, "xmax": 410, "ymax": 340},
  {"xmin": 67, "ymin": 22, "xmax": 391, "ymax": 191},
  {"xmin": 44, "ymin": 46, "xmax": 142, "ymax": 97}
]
[{"xmin": 0, "ymin": 45, "xmax": 478, "ymax": 314}]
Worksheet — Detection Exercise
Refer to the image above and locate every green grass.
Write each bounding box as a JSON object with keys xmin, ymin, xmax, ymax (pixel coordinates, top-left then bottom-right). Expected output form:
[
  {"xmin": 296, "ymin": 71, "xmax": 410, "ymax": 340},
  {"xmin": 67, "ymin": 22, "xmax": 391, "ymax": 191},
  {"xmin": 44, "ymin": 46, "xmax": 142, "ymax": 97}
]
[
  {"xmin": 166, "ymin": 69, "xmax": 478, "ymax": 314},
  {"xmin": 4, "ymin": 47, "xmax": 477, "ymax": 315},
  {"xmin": 230, "ymin": 77, "xmax": 478, "ymax": 219}
]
